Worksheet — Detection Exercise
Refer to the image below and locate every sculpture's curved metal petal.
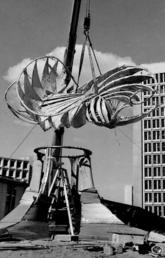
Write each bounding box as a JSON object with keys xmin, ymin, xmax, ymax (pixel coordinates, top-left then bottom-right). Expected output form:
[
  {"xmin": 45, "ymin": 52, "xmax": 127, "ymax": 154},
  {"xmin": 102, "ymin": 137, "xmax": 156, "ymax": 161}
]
[
  {"xmin": 69, "ymin": 103, "xmax": 86, "ymax": 128},
  {"xmin": 41, "ymin": 93, "xmax": 87, "ymax": 116},
  {"xmin": 101, "ymin": 83, "xmax": 155, "ymax": 98},
  {"xmin": 23, "ymin": 69, "xmax": 41, "ymax": 101},
  {"xmin": 105, "ymin": 91, "xmax": 140, "ymax": 102},
  {"xmin": 32, "ymin": 62, "xmax": 44, "ymax": 99},
  {"xmin": 115, "ymin": 106, "xmax": 156, "ymax": 127},
  {"xmin": 86, "ymin": 96, "xmax": 112, "ymax": 125},
  {"xmin": 79, "ymin": 65, "xmax": 151, "ymax": 93},
  {"xmin": 41, "ymin": 58, "xmax": 58, "ymax": 94},
  {"xmin": 98, "ymin": 75, "xmax": 153, "ymax": 95}
]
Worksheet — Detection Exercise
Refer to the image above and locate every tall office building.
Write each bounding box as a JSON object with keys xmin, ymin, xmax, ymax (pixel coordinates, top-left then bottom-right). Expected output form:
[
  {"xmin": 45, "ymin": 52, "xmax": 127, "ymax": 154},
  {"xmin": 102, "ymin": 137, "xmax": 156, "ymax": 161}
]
[{"xmin": 133, "ymin": 71, "xmax": 165, "ymax": 217}]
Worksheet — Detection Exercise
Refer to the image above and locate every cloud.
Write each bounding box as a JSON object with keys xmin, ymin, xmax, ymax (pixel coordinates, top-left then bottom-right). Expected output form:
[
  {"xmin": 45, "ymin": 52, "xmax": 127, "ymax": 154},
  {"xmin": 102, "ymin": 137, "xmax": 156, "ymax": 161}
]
[
  {"xmin": 4, "ymin": 45, "xmax": 165, "ymax": 86},
  {"xmin": 4, "ymin": 45, "xmax": 136, "ymax": 85},
  {"xmin": 4, "ymin": 58, "xmax": 32, "ymax": 83},
  {"xmin": 141, "ymin": 62, "xmax": 165, "ymax": 74}
]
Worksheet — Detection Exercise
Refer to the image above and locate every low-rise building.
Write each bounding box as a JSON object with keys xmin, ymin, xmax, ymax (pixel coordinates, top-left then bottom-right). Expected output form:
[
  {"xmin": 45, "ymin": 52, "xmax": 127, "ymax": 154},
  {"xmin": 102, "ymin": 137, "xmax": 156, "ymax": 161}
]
[{"xmin": 0, "ymin": 156, "xmax": 31, "ymax": 219}]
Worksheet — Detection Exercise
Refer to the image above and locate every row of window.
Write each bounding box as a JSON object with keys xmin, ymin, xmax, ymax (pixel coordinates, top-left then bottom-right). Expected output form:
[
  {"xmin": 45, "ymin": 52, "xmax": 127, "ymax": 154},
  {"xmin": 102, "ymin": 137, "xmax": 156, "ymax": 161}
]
[
  {"xmin": 144, "ymin": 73, "xmax": 165, "ymax": 85},
  {"xmin": 0, "ymin": 159, "xmax": 29, "ymax": 169},
  {"xmin": 152, "ymin": 108, "xmax": 165, "ymax": 117},
  {"xmin": 143, "ymin": 84, "xmax": 165, "ymax": 96},
  {"xmin": 144, "ymin": 119, "xmax": 165, "ymax": 129},
  {"xmin": 0, "ymin": 168, "xmax": 29, "ymax": 180},
  {"xmin": 144, "ymin": 154, "xmax": 165, "ymax": 164},
  {"xmin": 144, "ymin": 107, "xmax": 165, "ymax": 117},
  {"xmin": 144, "ymin": 96, "xmax": 165, "ymax": 107},
  {"xmin": 144, "ymin": 142, "xmax": 165, "ymax": 153},
  {"xmin": 144, "ymin": 179, "xmax": 165, "ymax": 190},
  {"xmin": 144, "ymin": 166, "xmax": 165, "ymax": 177},
  {"xmin": 144, "ymin": 192, "xmax": 165, "ymax": 203},
  {"xmin": 144, "ymin": 130, "xmax": 165, "ymax": 140},
  {"xmin": 145, "ymin": 205, "xmax": 163, "ymax": 217}
]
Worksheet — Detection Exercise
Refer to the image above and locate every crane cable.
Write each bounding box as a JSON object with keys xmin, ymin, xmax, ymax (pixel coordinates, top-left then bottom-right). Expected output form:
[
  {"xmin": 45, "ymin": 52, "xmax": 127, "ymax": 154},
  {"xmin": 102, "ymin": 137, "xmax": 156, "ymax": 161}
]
[
  {"xmin": 9, "ymin": 124, "xmax": 37, "ymax": 158},
  {"xmin": 76, "ymin": 0, "xmax": 102, "ymax": 91}
]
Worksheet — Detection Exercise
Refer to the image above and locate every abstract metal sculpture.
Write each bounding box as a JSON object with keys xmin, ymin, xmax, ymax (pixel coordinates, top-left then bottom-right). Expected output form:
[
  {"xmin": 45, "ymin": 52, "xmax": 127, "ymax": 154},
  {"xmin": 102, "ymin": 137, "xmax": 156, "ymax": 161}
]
[
  {"xmin": 3, "ymin": 0, "xmax": 159, "ymax": 240},
  {"xmin": 5, "ymin": 56, "xmax": 156, "ymax": 131}
]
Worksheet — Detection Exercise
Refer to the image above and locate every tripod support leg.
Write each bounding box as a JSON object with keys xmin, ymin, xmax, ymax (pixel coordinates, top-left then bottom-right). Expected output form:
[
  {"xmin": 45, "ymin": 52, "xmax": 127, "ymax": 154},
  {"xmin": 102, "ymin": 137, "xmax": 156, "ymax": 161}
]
[{"xmin": 63, "ymin": 174, "xmax": 74, "ymax": 236}]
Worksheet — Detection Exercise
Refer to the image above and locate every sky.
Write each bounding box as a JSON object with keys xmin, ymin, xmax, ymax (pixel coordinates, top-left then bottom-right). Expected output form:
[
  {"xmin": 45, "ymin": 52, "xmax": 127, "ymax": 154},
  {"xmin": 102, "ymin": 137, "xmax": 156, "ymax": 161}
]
[{"xmin": 1, "ymin": 0, "xmax": 165, "ymax": 202}]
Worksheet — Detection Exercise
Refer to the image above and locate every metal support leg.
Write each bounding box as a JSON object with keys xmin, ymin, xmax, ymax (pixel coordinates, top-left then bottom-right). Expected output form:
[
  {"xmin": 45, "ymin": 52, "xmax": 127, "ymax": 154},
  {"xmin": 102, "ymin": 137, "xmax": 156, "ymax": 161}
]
[{"xmin": 62, "ymin": 172, "xmax": 74, "ymax": 236}]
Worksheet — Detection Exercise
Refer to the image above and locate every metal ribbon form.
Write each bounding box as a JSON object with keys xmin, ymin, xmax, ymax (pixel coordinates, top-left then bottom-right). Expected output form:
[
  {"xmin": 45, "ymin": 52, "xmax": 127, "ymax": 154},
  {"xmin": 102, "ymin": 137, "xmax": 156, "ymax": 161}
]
[{"xmin": 5, "ymin": 56, "xmax": 157, "ymax": 131}]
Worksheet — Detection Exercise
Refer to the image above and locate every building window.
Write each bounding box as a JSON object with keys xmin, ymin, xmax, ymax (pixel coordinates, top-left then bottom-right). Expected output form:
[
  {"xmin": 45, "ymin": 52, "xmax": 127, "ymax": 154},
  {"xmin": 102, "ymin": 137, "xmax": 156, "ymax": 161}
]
[
  {"xmin": 153, "ymin": 131, "xmax": 160, "ymax": 140},
  {"xmin": 154, "ymin": 193, "xmax": 161, "ymax": 202},
  {"xmin": 23, "ymin": 161, "xmax": 28, "ymax": 169},
  {"xmin": 153, "ymin": 120, "xmax": 155, "ymax": 128},
  {"xmin": 144, "ymin": 167, "xmax": 152, "ymax": 177},
  {"xmin": 10, "ymin": 160, "xmax": 15, "ymax": 168},
  {"xmin": 162, "ymin": 142, "xmax": 165, "ymax": 152},
  {"xmin": 153, "ymin": 180, "xmax": 161, "ymax": 190},
  {"xmin": 22, "ymin": 170, "xmax": 27, "ymax": 179},
  {"xmin": 144, "ymin": 143, "xmax": 151, "ymax": 152},
  {"xmin": 152, "ymin": 107, "xmax": 159, "ymax": 116},
  {"xmin": 161, "ymin": 107, "xmax": 165, "ymax": 116},
  {"xmin": 145, "ymin": 180, "xmax": 152, "ymax": 190},
  {"xmin": 144, "ymin": 108, "xmax": 151, "ymax": 114},
  {"xmin": 153, "ymin": 167, "xmax": 161, "ymax": 177},
  {"xmin": 144, "ymin": 131, "xmax": 152, "ymax": 140},
  {"xmin": 152, "ymin": 97, "xmax": 159, "ymax": 106},
  {"xmin": 155, "ymin": 74, "xmax": 160, "ymax": 83},
  {"xmin": 161, "ymin": 119, "xmax": 165, "ymax": 128},
  {"xmin": 2, "ymin": 168, "xmax": 8, "ymax": 177},
  {"xmin": 161, "ymin": 96, "xmax": 165, "ymax": 105},
  {"xmin": 160, "ymin": 73, "xmax": 165, "ymax": 83},
  {"xmin": 144, "ymin": 98, "xmax": 151, "ymax": 106},
  {"xmin": 144, "ymin": 120, "xmax": 151, "ymax": 129},
  {"xmin": 160, "ymin": 84, "xmax": 165, "ymax": 93},
  {"xmin": 162, "ymin": 131, "xmax": 165, "ymax": 140},
  {"xmin": 163, "ymin": 193, "xmax": 165, "ymax": 202},
  {"xmin": 17, "ymin": 161, "xmax": 22, "ymax": 169},
  {"xmin": 145, "ymin": 192, "xmax": 152, "ymax": 202},
  {"xmin": 9, "ymin": 169, "xmax": 14, "ymax": 177},
  {"xmin": 153, "ymin": 119, "xmax": 160, "ymax": 128},
  {"xmin": 16, "ymin": 170, "xmax": 20, "ymax": 178},
  {"xmin": 145, "ymin": 206, "xmax": 152, "ymax": 213},
  {"xmin": 154, "ymin": 206, "xmax": 162, "ymax": 216},
  {"xmin": 156, "ymin": 107, "xmax": 160, "ymax": 117},
  {"xmin": 3, "ymin": 159, "xmax": 9, "ymax": 167},
  {"xmin": 163, "ymin": 155, "xmax": 165, "ymax": 164},
  {"xmin": 145, "ymin": 155, "xmax": 152, "ymax": 164},
  {"xmin": 153, "ymin": 142, "xmax": 160, "ymax": 152},
  {"xmin": 153, "ymin": 155, "xmax": 160, "ymax": 164}
]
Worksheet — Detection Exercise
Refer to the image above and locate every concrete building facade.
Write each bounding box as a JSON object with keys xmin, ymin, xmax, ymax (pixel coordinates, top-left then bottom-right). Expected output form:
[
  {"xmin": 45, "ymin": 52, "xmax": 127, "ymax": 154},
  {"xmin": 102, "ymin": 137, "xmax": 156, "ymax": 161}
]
[
  {"xmin": 133, "ymin": 72, "xmax": 165, "ymax": 217},
  {"xmin": 0, "ymin": 156, "xmax": 31, "ymax": 219}
]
